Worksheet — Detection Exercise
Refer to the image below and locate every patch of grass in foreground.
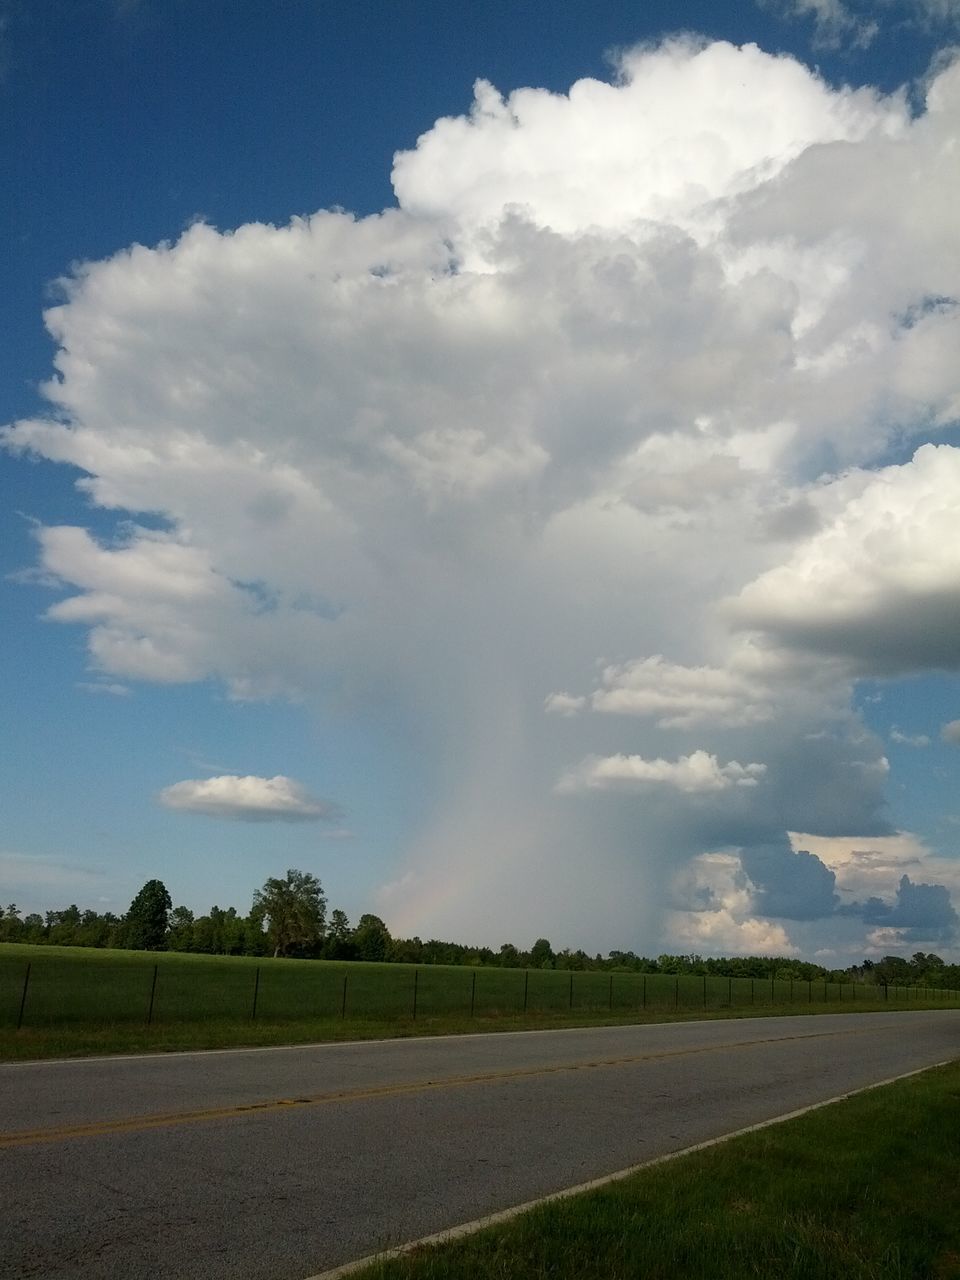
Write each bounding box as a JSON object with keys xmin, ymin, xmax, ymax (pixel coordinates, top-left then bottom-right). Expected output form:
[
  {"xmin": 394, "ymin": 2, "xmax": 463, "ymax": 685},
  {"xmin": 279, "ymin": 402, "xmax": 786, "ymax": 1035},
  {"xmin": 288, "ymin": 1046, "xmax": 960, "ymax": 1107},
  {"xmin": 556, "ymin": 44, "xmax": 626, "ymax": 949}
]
[
  {"xmin": 0, "ymin": 1000, "xmax": 938, "ymax": 1061},
  {"xmin": 358, "ymin": 1061, "xmax": 960, "ymax": 1280}
]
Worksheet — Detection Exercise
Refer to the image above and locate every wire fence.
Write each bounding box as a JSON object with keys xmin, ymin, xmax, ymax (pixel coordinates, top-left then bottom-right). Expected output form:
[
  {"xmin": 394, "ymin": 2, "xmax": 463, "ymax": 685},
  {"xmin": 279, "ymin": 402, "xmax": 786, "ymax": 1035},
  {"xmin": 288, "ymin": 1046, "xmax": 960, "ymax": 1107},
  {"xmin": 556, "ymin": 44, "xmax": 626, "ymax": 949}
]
[{"xmin": 2, "ymin": 952, "xmax": 958, "ymax": 1029}]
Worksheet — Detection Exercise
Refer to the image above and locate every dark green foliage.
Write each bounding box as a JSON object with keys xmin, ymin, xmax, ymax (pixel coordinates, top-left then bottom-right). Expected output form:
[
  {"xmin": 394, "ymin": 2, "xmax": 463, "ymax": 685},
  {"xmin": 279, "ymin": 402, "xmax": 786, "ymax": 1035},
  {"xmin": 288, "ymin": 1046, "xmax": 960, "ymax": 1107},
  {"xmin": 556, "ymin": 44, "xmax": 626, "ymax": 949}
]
[
  {"xmin": 353, "ymin": 913, "xmax": 391, "ymax": 961},
  {"xmin": 3, "ymin": 892, "xmax": 960, "ymax": 993},
  {"xmin": 0, "ymin": 905, "xmax": 23, "ymax": 943},
  {"xmin": 124, "ymin": 879, "xmax": 172, "ymax": 951},
  {"xmin": 251, "ymin": 868, "xmax": 326, "ymax": 957},
  {"xmin": 530, "ymin": 938, "xmax": 555, "ymax": 969},
  {"xmin": 167, "ymin": 905, "xmax": 196, "ymax": 951}
]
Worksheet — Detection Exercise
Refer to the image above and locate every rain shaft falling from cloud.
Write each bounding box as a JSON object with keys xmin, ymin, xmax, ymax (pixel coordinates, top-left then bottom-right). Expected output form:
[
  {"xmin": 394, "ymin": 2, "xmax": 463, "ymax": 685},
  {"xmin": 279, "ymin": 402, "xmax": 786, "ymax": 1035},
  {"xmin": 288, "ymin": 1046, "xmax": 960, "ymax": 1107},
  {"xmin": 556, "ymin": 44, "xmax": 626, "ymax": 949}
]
[{"xmin": 4, "ymin": 38, "xmax": 960, "ymax": 953}]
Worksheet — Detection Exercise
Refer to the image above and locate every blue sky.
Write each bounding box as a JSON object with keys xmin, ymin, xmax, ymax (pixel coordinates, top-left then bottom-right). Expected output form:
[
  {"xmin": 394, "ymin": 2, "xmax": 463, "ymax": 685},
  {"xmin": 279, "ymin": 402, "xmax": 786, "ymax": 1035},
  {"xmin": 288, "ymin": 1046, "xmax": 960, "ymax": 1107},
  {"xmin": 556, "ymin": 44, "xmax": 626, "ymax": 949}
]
[{"xmin": 2, "ymin": 0, "xmax": 960, "ymax": 960}]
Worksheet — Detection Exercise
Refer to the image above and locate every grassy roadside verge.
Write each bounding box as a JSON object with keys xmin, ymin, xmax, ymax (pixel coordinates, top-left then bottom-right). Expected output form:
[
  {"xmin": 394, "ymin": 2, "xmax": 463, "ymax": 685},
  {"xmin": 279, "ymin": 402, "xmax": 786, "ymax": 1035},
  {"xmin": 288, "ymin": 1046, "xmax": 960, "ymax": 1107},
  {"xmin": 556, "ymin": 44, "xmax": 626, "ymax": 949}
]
[
  {"xmin": 350, "ymin": 1060, "xmax": 960, "ymax": 1280},
  {"xmin": 1, "ymin": 999, "xmax": 954, "ymax": 1061},
  {"xmin": 4, "ymin": 944, "xmax": 955, "ymax": 1061}
]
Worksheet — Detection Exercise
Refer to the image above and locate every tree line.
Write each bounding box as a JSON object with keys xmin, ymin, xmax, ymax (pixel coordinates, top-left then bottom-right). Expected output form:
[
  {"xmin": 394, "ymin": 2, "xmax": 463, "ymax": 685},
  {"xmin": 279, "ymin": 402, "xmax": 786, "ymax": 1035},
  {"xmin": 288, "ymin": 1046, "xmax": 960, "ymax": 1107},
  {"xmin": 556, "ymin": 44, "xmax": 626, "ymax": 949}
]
[{"xmin": 1, "ymin": 869, "xmax": 957, "ymax": 989}]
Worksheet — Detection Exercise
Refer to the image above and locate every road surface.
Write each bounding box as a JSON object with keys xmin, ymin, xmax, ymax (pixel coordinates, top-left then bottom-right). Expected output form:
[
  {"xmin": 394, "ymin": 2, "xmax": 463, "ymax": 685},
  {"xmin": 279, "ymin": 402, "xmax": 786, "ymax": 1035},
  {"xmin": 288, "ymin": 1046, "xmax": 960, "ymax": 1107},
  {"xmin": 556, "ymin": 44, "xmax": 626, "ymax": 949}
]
[{"xmin": 2, "ymin": 1011, "xmax": 958, "ymax": 1279}]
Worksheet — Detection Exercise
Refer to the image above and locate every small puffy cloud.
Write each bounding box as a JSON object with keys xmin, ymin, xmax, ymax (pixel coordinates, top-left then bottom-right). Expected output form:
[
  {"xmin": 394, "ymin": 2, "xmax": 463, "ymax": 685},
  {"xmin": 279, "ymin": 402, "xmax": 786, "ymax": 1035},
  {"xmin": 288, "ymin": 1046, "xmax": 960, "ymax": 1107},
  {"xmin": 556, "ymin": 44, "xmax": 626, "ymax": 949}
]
[
  {"xmin": 769, "ymin": 0, "xmax": 879, "ymax": 48},
  {"xmin": 544, "ymin": 691, "xmax": 587, "ymax": 716},
  {"xmin": 75, "ymin": 681, "xmax": 131, "ymax": 696},
  {"xmin": 558, "ymin": 749, "xmax": 766, "ymax": 794},
  {"xmin": 158, "ymin": 774, "xmax": 339, "ymax": 823},
  {"xmin": 941, "ymin": 719, "xmax": 960, "ymax": 744},
  {"xmin": 864, "ymin": 926, "xmax": 910, "ymax": 951},
  {"xmin": 849, "ymin": 873, "xmax": 959, "ymax": 941},
  {"xmin": 668, "ymin": 906, "xmax": 799, "ymax": 955},
  {"xmin": 903, "ymin": 878, "xmax": 957, "ymax": 929},
  {"xmin": 764, "ymin": 0, "xmax": 960, "ymax": 53},
  {"xmin": 672, "ymin": 850, "xmax": 754, "ymax": 915},
  {"xmin": 889, "ymin": 727, "xmax": 930, "ymax": 746},
  {"xmin": 588, "ymin": 654, "xmax": 772, "ymax": 728}
]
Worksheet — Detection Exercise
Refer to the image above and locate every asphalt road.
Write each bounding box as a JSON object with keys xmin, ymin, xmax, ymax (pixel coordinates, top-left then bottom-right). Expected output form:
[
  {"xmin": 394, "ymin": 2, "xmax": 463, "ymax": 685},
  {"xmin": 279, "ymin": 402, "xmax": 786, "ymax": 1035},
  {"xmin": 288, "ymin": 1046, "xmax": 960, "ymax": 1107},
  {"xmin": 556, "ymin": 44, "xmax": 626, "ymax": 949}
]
[{"xmin": 2, "ymin": 1011, "xmax": 958, "ymax": 1279}]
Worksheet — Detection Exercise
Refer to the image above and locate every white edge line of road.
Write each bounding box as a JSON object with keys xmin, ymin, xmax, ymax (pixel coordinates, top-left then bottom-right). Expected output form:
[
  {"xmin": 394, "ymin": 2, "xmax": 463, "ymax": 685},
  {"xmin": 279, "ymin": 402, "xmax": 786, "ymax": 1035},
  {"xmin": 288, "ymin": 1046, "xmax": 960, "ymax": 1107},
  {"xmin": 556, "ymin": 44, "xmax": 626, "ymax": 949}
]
[
  {"xmin": 302, "ymin": 1057, "xmax": 957, "ymax": 1280},
  {"xmin": 2, "ymin": 1021, "xmax": 649, "ymax": 1067}
]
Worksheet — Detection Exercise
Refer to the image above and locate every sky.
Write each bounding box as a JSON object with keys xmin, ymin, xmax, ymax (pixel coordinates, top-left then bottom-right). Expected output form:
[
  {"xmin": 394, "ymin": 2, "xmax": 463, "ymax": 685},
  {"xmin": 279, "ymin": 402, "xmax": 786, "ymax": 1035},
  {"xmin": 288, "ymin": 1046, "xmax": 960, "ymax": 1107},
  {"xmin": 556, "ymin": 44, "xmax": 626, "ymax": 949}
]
[{"xmin": 2, "ymin": 0, "xmax": 960, "ymax": 963}]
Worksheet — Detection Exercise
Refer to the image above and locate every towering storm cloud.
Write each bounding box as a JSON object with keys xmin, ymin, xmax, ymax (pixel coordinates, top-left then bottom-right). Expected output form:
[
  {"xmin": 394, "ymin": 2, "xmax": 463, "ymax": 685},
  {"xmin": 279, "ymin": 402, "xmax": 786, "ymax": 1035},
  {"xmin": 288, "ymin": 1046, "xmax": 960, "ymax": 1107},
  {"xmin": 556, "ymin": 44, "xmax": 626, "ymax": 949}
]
[{"xmin": 5, "ymin": 38, "xmax": 960, "ymax": 953}]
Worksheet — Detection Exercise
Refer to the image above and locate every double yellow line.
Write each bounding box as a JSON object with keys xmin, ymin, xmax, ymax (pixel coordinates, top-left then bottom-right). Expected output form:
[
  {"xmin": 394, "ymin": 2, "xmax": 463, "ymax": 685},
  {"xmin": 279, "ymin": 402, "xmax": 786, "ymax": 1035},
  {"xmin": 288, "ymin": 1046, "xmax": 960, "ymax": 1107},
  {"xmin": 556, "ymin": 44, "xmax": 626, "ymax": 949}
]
[{"xmin": 1, "ymin": 1022, "xmax": 889, "ymax": 1149}]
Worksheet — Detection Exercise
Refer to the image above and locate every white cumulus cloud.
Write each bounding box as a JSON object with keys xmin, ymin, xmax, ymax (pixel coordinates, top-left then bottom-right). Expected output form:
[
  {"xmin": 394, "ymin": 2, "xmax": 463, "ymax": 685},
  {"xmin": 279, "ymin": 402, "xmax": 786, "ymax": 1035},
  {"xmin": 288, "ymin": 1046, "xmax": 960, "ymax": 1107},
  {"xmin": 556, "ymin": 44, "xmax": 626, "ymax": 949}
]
[
  {"xmin": 158, "ymin": 775, "xmax": 338, "ymax": 823},
  {"xmin": 4, "ymin": 37, "xmax": 960, "ymax": 952},
  {"xmin": 729, "ymin": 446, "xmax": 960, "ymax": 674},
  {"xmin": 889, "ymin": 728, "xmax": 930, "ymax": 746},
  {"xmin": 558, "ymin": 750, "xmax": 767, "ymax": 794},
  {"xmin": 544, "ymin": 691, "xmax": 587, "ymax": 716},
  {"xmin": 668, "ymin": 906, "xmax": 800, "ymax": 955},
  {"xmin": 586, "ymin": 654, "xmax": 773, "ymax": 727}
]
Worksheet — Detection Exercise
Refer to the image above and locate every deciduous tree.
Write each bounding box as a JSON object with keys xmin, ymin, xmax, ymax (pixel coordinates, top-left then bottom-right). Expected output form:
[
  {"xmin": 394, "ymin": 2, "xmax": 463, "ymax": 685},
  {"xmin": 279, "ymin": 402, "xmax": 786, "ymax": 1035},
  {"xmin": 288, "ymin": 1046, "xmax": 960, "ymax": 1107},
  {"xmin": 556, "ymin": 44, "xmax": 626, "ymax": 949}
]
[
  {"xmin": 251, "ymin": 869, "xmax": 326, "ymax": 957},
  {"xmin": 352, "ymin": 913, "xmax": 391, "ymax": 962}
]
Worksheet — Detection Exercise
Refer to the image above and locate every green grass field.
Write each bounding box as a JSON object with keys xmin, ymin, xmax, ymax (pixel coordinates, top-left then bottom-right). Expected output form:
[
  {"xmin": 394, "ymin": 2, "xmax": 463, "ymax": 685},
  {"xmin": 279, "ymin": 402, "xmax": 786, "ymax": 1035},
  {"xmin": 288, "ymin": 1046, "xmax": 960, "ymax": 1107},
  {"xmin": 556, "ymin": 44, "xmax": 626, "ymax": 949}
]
[
  {"xmin": 1, "ymin": 943, "xmax": 957, "ymax": 1060},
  {"xmin": 353, "ymin": 1061, "xmax": 960, "ymax": 1280}
]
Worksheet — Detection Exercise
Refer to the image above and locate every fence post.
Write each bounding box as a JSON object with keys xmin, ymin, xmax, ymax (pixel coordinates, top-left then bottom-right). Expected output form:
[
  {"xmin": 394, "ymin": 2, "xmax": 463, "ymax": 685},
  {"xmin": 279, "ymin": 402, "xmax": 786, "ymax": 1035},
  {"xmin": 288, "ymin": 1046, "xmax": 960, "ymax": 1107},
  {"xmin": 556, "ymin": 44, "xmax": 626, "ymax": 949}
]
[
  {"xmin": 728, "ymin": 976, "xmax": 732, "ymax": 1006},
  {"xmin": 341, "ymin": 973, "xmax": 348, "ymax": 1018},
  {"xmin": 790, "ymin": 979, "xmax": 794, "ymax": 1004},
  {"xmin": 568, "ymin": 972, "xmax": 574, "ymax": 1010},
  {"xmin": 251, "ymin": 966, "xmax": 261, "ymax": 1020},
  {"xmin": 16, "ymin": 962, "xmax": 31, "ymax": 1031},
  {"xmin": 751, "ymin": 978, "xmax": 755, "ymax": 1005},
  {"xmin": 674, "ymin": 976, "xmax": 679, "ymax": 1009},
  {"xmin": 412, "ymin": 968, "xmax": 419, "ymax": 1020},
  {"xmin": 642, "ymin": 974, "xmax": 647, "ymax": 1010},
  {"xmin": 146, "ymin": 964, "xmax": 159, "ymax": 1025},
  {"xmin": 608, "ymin": 973, "xmax": 613, "ymax": 1011},
  {"xmin": 771, "ymin": 976, "xmax": 775, "ymax": 1003},
  {"xmin": 470, "ymin": 969, "xmax": 477, "ymax": 1018},
  {"xmin": 523, "ymin": 970, "xmax": 529, "ymax": 1014},
  {"xmin": 703, "ymin": 975, "xmax": 707, "ymax": 1009}
]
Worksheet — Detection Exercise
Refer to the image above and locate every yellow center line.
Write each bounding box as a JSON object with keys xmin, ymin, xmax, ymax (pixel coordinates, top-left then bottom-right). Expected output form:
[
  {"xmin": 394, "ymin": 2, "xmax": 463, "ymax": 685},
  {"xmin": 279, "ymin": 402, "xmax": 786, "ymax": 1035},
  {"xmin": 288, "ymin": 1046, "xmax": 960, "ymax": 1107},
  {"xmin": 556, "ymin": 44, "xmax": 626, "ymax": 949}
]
[{"xmin": 0, "ymin": 1022, "xmax": 893, "ymax": 1149}]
